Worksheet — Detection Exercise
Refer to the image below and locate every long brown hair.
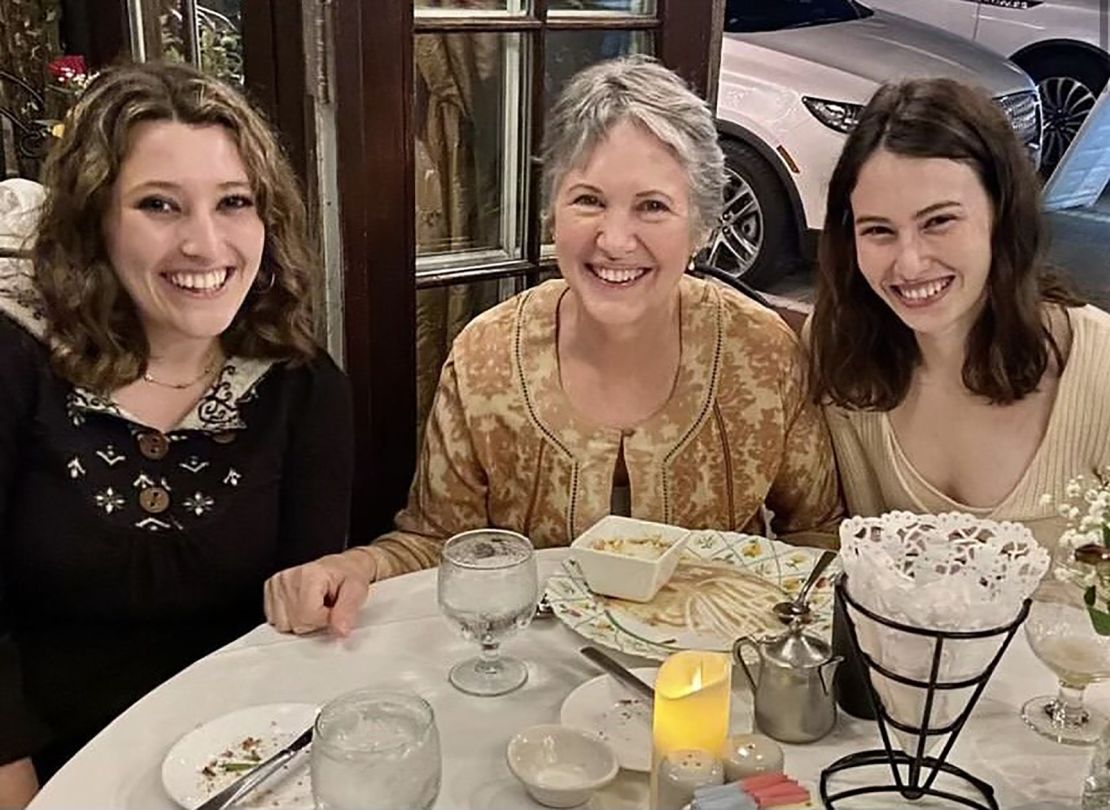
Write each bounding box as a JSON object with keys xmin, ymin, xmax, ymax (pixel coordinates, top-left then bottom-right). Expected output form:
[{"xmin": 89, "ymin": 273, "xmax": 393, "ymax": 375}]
[
  {"xmin": 808, "ymin": 78, "xmax": 1082, "ymax": 410},
  {"xmin": 33, "ymin": 61, "xmax": 319, "ymax": 393}
]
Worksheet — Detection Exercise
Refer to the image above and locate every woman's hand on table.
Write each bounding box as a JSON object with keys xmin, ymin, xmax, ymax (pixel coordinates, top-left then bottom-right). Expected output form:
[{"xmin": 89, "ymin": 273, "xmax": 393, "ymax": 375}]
[
  {"xmin": 0, "ymin": 757, "xmax": 38, "ymax": 809},
  {"xmin": 264, "ymin": 548, "xmax": 378, "ymax": 636}
]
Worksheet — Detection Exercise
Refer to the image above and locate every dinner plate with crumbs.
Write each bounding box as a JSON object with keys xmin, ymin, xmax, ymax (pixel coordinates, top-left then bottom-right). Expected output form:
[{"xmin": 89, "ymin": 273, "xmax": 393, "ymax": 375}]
[
  {"xmin": 546, "ymin": 529, "xmax": 839, "ymax": 661},
  {"xmin": 560, "ymin": 667, "xmax": 754, "ymax": 772},
  {"xmin": 162, "ymin": 702, "xmax": 316, "ymax": 810}
]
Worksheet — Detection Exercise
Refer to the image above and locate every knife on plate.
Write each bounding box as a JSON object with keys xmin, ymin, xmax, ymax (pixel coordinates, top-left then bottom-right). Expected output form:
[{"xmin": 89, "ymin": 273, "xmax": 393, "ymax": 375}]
[
  {"xmin": 580, "ymin": 645, "xmax": 655, "ymax": 701},
  {"xmin": 194, "ymin": 725, "xmax": 313, "ymax": 810}
]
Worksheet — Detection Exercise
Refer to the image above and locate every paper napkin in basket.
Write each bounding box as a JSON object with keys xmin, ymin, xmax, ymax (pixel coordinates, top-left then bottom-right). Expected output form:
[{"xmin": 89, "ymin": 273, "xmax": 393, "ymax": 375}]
[{"xmin": 839, "ymin": 512, "xmax": 1049, "ymax": 753}]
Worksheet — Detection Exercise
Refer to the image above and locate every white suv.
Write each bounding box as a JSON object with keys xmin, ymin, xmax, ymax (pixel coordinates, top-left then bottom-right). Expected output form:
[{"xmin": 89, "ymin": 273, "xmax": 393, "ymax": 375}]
[
  {"xmin": 711, "ymin": 0, "xmax": 1042, "ymax": 284},
  {"xmin": 863, "ymin": 0, "xmax": 1109, "ymax": 171}
]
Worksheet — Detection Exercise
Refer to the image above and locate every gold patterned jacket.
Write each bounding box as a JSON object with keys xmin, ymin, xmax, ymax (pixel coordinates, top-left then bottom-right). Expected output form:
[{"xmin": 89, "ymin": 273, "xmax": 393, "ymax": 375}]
[{"xmin": 370, "ymin": 276, "xmax": 843, "ymax": 578}]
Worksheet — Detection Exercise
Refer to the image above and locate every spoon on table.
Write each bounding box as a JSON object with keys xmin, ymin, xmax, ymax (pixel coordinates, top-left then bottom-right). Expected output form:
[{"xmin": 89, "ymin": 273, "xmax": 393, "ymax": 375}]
[{"xmin": 772, "ymin": 550, "xmax": 837, "ymax": 624}]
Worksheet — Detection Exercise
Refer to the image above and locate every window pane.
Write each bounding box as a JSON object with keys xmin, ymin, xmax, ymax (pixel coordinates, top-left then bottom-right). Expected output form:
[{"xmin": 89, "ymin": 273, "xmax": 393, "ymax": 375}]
[
  {"xmin": 415, "ymin": 0, "xmax": 526, "ymax": 14},
  {"xmin": 415, "ymin": 278, "xmax": 524, "ymax": 443},
  {"xmin": 197, "ymin": 2, "xmax": 244, "ymax": 85},
  {"xmin": 0, "ymin": 2, "xmax": 73, "ymax": 180},
  {"xmin": 414, "ymin": 32, "xmax": 527, "ymax": 263},
  {"xmin": 158, "ymin": 1, "xmax": 244, "ymax": 85},
  {"xmin": 545, "ymin": 28, "xmax": 653, "ymax": 109},
  {"xmin": 548, "ymin": 0, "xmax": 657, "ymax": 14}
]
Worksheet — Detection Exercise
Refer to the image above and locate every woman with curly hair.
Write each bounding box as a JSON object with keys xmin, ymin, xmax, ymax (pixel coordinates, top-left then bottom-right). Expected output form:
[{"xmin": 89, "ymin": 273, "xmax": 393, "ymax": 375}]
[{"xmin": 0, "ymin": 62, "xmax": 352, "ymax": 804}]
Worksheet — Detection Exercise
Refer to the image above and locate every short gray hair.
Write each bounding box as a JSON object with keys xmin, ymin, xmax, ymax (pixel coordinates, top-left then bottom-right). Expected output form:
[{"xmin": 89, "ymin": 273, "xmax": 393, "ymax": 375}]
[{"xmin": 541, "ymin": 55, "xmax": 725, "ymax": 238}]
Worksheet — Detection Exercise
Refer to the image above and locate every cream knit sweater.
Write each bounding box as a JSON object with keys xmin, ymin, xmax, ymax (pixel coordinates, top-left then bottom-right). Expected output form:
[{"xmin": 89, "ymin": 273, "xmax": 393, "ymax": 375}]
[{"xmin": 825, "ymin": 304, "xmax": 1110, "ymax": 553}]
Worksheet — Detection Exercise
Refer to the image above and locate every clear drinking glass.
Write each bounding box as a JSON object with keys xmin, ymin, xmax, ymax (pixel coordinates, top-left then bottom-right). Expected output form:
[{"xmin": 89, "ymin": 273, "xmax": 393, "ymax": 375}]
[
  {"xmin": 1023, "ymin": 578, "xmax": 1110, "ymax": 745},
  {"xmin": 311, "ymin": 689, "xmax": 441, "ymax": 810},
  {"xmin": 437, "ymin": 528, "xmax": 538, "ymax": 696}
]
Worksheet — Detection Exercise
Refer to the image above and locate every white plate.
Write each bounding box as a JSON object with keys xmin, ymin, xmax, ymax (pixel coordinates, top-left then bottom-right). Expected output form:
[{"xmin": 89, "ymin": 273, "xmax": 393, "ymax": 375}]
[
  {"xmin": 162, "ymin": 703, "xmax": 316, "ymax": 809},
  {"xmin": 560, "ymin": 668, "xmax": 753, "ymax": 773},
  {"xmin": 547, "ymin": 530, "xmax": 839, "ymax": 661}
]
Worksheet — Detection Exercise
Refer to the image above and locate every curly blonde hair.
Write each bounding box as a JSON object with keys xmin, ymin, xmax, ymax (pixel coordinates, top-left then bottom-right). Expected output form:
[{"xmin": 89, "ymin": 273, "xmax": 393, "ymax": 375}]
[{"xmin": 33, "ymin": 61, "xmax": 319, "ymax": 392}]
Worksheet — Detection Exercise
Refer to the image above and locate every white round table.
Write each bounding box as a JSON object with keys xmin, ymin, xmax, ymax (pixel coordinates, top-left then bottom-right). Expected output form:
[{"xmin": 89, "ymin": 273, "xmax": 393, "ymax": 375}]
[{"xmin": 28, "ymin": 550, "xmax": 1099, "ymax": 809}]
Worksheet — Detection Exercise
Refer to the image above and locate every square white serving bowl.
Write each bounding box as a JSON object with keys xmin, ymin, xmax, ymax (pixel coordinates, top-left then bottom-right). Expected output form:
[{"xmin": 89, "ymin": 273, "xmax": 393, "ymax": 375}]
[{"xmin": 569, "ymin": 515, "xmax": 690, "ymax": 602}]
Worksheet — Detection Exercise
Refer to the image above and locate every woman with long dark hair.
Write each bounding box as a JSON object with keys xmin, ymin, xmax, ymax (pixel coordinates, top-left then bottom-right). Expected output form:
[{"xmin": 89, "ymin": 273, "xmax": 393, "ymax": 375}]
[{"xmin": 808, "ymin": 77, "xmax": 1109, "ymax": 551}]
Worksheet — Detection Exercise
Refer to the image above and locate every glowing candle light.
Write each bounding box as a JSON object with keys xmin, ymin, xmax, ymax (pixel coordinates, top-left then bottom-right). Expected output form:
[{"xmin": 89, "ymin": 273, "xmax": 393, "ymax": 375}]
[{"xmin": 651, "ymin": 650, "xmax": 731, "ymax": 809}]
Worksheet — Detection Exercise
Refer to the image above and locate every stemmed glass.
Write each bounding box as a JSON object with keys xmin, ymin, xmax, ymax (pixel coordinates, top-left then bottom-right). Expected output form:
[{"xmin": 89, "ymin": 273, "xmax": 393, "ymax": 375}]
[
  {"xmin": 1022, "ymin": 545, "xmax": 1110, "ymax": 746},
  {"xmin": 437, "ymin": 529, "xmax": 539, "ymax": 696}
]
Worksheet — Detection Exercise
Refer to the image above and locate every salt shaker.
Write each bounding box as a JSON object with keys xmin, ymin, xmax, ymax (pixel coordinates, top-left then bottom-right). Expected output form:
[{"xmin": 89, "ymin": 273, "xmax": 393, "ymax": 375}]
[
  {"xmin": 657, "ymin": 749, "xmax": 724, "ymax": 810},
  {"xmin": 722, "ymin": 734, "xmax": 784, "ymax": 781}
]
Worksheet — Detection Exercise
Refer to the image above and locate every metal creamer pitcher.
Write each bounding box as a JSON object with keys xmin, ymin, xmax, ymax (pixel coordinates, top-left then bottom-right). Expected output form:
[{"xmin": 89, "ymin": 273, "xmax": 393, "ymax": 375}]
[{"xmin": 734, "ymin": 621, "xmax": 842, "ymax": 744}]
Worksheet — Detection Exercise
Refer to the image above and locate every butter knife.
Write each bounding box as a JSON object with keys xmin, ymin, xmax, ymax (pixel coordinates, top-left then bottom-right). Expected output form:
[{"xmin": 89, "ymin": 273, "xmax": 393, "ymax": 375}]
[
  {"xmin": 580, "ymin": 645, "xmax": 655, "ymax": 701},
  {"xmin": 194, "ymin": 725, "xmax": 313, "ymax": 810}
]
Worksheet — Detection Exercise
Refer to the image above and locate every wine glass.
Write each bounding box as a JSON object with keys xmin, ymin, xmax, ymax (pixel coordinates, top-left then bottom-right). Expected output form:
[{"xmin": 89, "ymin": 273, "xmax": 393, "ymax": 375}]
[
  {"xmin": 437, "ymin": 528, "xmax": 538, "ymax": 696},
  {"xmin": 1022, "ymin": 559, "xmax": 1110, "ymax": 746},
  {"xmin": 311, "ymin": 689, "xmax": 441, "ymax": 810}
]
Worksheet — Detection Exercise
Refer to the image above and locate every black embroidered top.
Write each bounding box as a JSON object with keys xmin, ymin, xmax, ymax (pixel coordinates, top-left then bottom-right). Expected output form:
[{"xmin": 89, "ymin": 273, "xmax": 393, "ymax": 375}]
[{"xmin": 0, "ymin": 266, "xmax": 354, "ymax": 775}]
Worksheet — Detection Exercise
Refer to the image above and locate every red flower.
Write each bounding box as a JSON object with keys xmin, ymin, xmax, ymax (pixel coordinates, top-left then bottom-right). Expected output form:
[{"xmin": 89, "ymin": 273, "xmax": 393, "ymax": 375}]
[{"xmin": 47, "ymin": 55, "xmax": 87, "ymax": 81}]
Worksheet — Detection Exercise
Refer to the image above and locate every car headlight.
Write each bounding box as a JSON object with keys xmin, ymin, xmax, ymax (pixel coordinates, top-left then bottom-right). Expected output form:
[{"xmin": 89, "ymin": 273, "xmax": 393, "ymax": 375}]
[
  {"xmin": 994, "ymin": 90, "xmax": 1042, "ymax": 165},
  {"xmin": 802, "ymin": 97, "xmax": 863, "ymax": 134}
]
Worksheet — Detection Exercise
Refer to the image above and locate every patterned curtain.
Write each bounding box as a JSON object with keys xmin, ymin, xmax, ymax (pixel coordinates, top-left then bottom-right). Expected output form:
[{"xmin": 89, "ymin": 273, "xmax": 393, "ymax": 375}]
[{"xmin": 413, "ymin": 2, "xmax": 504, "ymax": 445}]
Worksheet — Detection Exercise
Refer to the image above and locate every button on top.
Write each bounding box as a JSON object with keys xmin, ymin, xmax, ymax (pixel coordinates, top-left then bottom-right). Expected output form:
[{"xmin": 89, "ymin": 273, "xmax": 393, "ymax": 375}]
[
  {"xmin": 137, "ymin": 432, "xmax": 170, "ymax": 460},
  {"xmin": 211, "ymin": 431, "xmax": 236, "ymax": 445},
  {"xmin": 139, "ymin": 486, "xmax": 171, "ymax": 514}
]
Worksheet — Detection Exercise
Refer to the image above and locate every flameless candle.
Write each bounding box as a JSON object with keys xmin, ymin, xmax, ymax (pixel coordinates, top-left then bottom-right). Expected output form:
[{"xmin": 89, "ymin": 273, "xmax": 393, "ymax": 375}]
[{"xmin": 651, "ymin": 650, "xmax": 732, "ymax": 810}]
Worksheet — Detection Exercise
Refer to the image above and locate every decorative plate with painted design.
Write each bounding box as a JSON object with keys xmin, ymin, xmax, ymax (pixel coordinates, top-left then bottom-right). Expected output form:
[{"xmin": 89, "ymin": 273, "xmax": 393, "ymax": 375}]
[{"xmin": 545, "ymin": 529, "xmax": 839, "ymax": 660}]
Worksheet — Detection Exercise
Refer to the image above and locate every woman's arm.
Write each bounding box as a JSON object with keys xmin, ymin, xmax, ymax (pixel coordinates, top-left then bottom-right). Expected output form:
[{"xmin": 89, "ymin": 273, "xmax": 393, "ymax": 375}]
[
  {"xmin": 265, "ymin": 351, "xmax": 491, "ymax": 634},
  {"xmin": 767, "ymin": 336, "xmax": 845, "ymax": 548},
  {"xmin": 275, "ymin": 356, "xmax": 355, "ymax": 569},
  {"xmin": 370, "ymin": 352, "xmax": 490, "ymax": 576},
  {"xmin": 0, "ymin": 320, "xmax": 49, "ymax": 791}
]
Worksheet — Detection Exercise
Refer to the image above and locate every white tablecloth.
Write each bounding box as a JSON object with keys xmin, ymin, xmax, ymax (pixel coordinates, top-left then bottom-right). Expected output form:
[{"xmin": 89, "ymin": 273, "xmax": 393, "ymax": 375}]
[{"xmin": 29, "ymin": 550, "xmax": 1098, "ymax": 809}]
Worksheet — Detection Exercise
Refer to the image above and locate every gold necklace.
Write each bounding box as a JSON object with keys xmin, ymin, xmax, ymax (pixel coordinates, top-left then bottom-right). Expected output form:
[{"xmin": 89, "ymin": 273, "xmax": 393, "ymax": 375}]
[{"xmin": 142, "ymin": 352, "xmax": 221, "ymax": 390}]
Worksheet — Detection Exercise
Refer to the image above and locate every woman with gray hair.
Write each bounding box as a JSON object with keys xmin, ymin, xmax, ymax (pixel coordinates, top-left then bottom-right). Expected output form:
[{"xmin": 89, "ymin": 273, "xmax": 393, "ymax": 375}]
[{"xmin": 265, "ymin": 56, "xmax": 842, "ymax": 637}]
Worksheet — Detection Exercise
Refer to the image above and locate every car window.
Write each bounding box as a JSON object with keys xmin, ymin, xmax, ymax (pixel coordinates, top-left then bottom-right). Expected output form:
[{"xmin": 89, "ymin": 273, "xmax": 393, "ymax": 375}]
[{"xmin": 724, "ymin": 0, "xmax": 872, "ymax": 33}]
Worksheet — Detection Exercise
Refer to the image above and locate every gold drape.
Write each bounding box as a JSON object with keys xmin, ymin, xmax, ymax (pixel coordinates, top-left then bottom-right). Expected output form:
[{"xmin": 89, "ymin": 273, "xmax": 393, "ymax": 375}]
[{"xmin": 413, "ymin": 9, "xmax": 503, "ymax": 443}]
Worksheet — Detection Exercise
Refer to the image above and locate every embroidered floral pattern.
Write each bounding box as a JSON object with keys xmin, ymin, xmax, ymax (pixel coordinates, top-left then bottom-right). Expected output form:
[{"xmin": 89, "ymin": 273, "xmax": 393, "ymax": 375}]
[
  {"xmin": 180, "ymin": 456, "xmax": 209, "ymax": 474},
  {"xmin": 94, "ymin": 487, "xmax": 125, "ymax": 514},
  {"xmin": 96, "ymin": 445, "xmax": 125, "ymax": 466},
  {"xmin": 183, "ymin": 492, "xmax": 214, "ymax": 517},
  {"xmin": 135, "ymin": 517, "xmax": 174, "ymax": 532},
  {"xmin": 1, "ymin": 269, "xmax": 270, "ymax": 535}
]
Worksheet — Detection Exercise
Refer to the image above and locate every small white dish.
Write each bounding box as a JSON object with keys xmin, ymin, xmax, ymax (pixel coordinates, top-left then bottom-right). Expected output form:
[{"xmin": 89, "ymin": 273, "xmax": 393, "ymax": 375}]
[
  {"xmin": 161, "ymin": 702, "xmax": 316, "ymax": 809},
  {"xmin": 569, "ymin": 516, "xmax": 690, "ymax": 602},
  {"xmin": 560, "ymin": 668, "xmax": 755, "ymax": 773},
  {"xmin": 506, "ymin": 724, "xmax": 619, "ymax": 808}
]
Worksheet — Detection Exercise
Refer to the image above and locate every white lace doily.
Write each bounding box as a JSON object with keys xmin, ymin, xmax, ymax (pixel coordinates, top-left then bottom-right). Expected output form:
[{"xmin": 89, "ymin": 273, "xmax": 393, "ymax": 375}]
[
  {"xmin": 839, "ymin": 511, "xmax": 1049, "ymax": 630},
  {"xmin": 838, "ymin": 512, "xmax": 1050, "ymax": 752}
]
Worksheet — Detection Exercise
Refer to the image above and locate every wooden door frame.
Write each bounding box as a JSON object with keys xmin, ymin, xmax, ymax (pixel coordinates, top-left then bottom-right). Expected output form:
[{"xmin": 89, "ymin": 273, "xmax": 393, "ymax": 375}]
[{"xmin": 333, "ymin": 0, "xmax": 417, "ymax": 538}]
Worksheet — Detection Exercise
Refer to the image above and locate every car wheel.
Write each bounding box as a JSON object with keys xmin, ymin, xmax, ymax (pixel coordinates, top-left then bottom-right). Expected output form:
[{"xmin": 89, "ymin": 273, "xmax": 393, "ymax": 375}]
[
  {"xmin": 703, "ymin": 139, "xmax": 797, "ymax": 287},
  {"xmin": 1017, "ymin": 50, "xmax": 1109, "ymax": 173}
]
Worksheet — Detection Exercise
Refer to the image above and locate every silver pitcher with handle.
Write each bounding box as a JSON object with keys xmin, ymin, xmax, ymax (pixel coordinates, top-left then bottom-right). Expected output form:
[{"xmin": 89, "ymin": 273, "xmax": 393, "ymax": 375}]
[{"xmin": 734, "ymin": 620, "xmax": 842, "ymax": 744}]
